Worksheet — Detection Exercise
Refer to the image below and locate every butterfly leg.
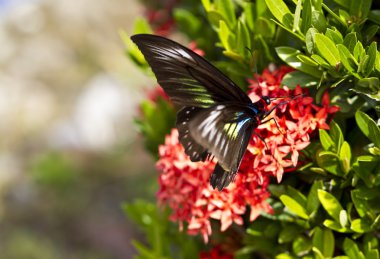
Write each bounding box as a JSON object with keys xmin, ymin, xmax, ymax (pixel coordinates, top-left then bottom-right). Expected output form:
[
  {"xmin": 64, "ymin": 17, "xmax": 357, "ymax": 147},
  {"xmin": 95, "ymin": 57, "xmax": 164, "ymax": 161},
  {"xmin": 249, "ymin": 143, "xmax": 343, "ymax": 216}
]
[
  {"xmin": 261, "ymin": 117, "xmax": 285, "ymax": 135},
  {"xmin": 252, "ymin": 131, "xmax": 269, "ymax": 150}
]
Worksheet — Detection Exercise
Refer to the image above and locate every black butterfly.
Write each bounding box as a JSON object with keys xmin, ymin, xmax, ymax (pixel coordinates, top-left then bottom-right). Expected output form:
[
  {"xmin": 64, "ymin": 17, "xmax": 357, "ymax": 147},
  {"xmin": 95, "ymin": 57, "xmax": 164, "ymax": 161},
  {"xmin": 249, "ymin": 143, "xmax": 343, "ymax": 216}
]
[{"xmin": 131, "ymin": 34, "xmax": 288, "ymax": 191}]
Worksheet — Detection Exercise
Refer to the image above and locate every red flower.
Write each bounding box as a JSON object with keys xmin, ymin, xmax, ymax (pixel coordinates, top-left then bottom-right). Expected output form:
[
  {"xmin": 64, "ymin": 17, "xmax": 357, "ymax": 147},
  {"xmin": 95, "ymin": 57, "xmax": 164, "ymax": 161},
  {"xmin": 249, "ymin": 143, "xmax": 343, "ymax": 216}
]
[
  {"xmin": 199, "ymin": 245, "xmax": 234, "ymax": 259},
  {"xmin": 156, "ymin": 65, "xmax": 338, "ymax": 242}
]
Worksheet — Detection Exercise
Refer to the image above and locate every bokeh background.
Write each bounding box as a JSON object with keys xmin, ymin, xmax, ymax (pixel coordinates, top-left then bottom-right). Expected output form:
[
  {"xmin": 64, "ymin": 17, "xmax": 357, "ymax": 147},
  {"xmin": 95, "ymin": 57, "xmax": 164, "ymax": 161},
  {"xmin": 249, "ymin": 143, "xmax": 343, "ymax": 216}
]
[{"xmin": 0, "ymin": 0, "xmax": 156, "ymax": 258}]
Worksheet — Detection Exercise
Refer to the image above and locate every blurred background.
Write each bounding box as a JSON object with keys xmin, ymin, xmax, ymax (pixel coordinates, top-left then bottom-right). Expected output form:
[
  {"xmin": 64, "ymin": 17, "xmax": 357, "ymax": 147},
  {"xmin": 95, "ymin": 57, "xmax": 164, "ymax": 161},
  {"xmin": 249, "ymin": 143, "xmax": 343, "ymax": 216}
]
[{"xmin": 0, "ymin": 0, "xmax": 157, "ymax": 258}]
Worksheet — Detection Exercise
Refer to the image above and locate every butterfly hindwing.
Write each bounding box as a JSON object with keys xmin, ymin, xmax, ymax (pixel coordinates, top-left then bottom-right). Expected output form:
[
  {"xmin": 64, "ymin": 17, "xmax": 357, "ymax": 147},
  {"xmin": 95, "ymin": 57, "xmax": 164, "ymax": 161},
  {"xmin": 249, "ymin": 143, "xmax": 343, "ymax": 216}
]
[
  {"xmin": 188, "ymin": 104, "xmax": 255, "ymax": 190},
  {"xmin": 131, "ymin": 34, "xmax": 252, "ymax": 108},
  {"xmin": 176, "ymin": 106, "xmax": 210, "ymax": 162}
]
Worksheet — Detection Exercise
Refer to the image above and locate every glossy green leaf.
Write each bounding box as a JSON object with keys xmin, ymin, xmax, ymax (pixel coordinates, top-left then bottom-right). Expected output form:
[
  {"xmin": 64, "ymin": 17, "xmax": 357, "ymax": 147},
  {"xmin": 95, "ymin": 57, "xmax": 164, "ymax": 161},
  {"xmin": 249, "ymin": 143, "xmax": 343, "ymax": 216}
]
[
  {"xmin": 256, "ymin": 18, "xmax": 275, "ymax": 38},
  {"xmin": 265, "ymin": 0, "xmax": 293, "ymax": 29},
  {"xmin": 293, "ymin": 0, "xmax": 302, "ymax": 33},
  {"xmin": 318, "ymin": 189, "xmax": 344, "ymax": 222},
  {"xmin": 312, "ymin": 227, "xmax": 334, "ymax": 257},
  {"xmin": 375, "ymin": 51, "xmax": 380, "ymax": 72},
  {"xmin": 311, "ymin": 54, "xmax": 330, "ymax": 68},
  {"xmin": 354, "ymin": 41, "xmax": 365, "ymax": 62},
  {"xmin": 340, "ymin": 210, "xmax": 349, "ymax": 228},
  {"xmin": 216, "ymin": 0, "xmax": 236, "ymax": 28},
  {"xmin": 337, "ymin": 44, "xmax": 358, "ymax": 73},
  {"xmin": 292, "ymin": 236, "xmax": 312, "ymax": 257},
  {"xmin": 355, "ymin": 111, "xmax": 380, "ymax": 148},
  {"xmin": 343, "ymin": 32, "xmax": 358, "ymax": 53},
  {"xmin": 201, "ymin": 0, "xmax": 211, "ymax": 11},
  {"xmin": 343, "ymin": 238, "xmax": 365, "ymax": 259},
  {"xmin": 306, "ymin": 181, "xmax": 323, "ymax": 214},
  {"xmin": 363, "ymin": 42, "xmax": 377, "ymax": 77},
  {"xmin": 315, "ymin": 33, "xmax": 340, "ymax": 67},
  {"xmin": 350, "ymin": 0, "xmax": 372, "ymax": 19},
  {"xmin": 369, "ymin": 10, "xmax": 380, "ymax": 25},
  {"xmin": 306, "ymin": 28, "xmax": 318, "ymax": 54},
  {"xmin": 351, "ymin": 190, "xmax": 369, "ymax": 217},
  {"xmin": 339, "ymin": 141, "xmax": 352, "ymax": 174},
  {"xmin": 333, "ymin": 0, "xmax": 350, "ymax": 8},
  {"xmin": 280, "ymin": 194, "xmax": 310, "ymax": 219},
  {"xmin": 352, "ymin": 155, "xmax": 379, "ymax": 188},
  {"xmin": 330, "ymin": 121, "xmax": 344, "ymax": 154},
  {"xmin": 323, "ymin": 219, "xmax": 347, "ymax": 232},
  {"xmin": 218, "ymin": 20, "xmax": 232, "ymax": 51},
  {"xmin": 297, "ymin": 54, "xmax": 318, "ymax": 66},
  {"xmin": 281, "ymin": 71, "xmax": 318, "ymax": 88},
  {"xmin": 363, "ymin": 25, "xmax": 379, "ymax": 44},
  {"xmin": 351, "ymin": 218, "xmax": 371, "ymax": 233},
  {"xmin": 317, "ymin": 150, "xmax": 343, "ymax": 176},
  {"xmin": 278, "ymin": 225, "xmax": 301, "ymax": 244},
  {"xmin": 311, "ymin": 11, "xmax": 327, "ymax": 33},
  {"xmin": 301, "ymin": 0, "xmax": 312, "ymax": 34},
  {"xmin": 236, "ymin": 19, "xmax": 251, "ymax": 55},
  {"xmin": 325, "ymin": 28, "xmax": 343, "ymax": 44},
  {"xmin": 319, "ymin": 129, "xmax": 335, "ymax": 151},
  {"xmin": 276, "ymin": 47, "xmax": 322, "ymax": 77}
]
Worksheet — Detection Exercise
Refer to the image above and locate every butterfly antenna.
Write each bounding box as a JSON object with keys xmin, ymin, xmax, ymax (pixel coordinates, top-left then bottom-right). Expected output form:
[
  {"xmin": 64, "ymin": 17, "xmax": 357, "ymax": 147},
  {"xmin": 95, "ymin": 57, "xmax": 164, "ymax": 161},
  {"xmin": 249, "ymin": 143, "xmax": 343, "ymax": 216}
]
[{"xmin": 269, "ymin": 93, "xmax": 305, "ymax": 101}]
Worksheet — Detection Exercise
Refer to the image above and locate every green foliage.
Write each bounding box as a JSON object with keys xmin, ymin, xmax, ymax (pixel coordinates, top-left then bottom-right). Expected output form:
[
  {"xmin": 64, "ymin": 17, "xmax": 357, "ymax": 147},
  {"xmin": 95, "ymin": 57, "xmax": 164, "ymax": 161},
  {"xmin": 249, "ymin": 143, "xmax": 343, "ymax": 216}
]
[
  {"xmin": 135, "ymin": 97, "xmax": 176, "ymax": 156},
  {"xmin": 123, "ymin": 200, "xmax": 202, "ymax": 259}
]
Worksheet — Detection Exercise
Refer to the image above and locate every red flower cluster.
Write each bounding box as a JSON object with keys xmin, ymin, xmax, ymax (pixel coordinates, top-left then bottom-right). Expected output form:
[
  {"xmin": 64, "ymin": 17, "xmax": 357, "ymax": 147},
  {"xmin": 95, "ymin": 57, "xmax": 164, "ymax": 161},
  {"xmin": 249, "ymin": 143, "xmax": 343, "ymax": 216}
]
[
  {"xmin": 156, "ymin": 66, "xmax": 338, "ymax": 242},
  {"xmin": 199, "ymin": 245, "xmax": 234, "ymax": 259}
]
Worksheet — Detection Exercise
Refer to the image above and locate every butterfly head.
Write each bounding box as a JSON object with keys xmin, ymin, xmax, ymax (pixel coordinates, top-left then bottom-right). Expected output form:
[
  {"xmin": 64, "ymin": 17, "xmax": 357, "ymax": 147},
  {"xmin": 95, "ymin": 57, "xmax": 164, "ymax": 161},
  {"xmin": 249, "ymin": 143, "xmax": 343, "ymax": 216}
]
[{"xmin": 254, "ymin": 96, "xmax": 271, "ymax": 119}]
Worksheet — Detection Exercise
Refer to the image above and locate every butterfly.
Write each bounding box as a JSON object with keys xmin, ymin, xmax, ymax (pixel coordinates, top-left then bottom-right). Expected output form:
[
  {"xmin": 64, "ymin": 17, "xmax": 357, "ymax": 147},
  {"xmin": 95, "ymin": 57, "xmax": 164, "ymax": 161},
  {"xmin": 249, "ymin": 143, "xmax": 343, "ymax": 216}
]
[{"xmin": 131, "ymin": 34, "xmax": 294, "ymax": 191}]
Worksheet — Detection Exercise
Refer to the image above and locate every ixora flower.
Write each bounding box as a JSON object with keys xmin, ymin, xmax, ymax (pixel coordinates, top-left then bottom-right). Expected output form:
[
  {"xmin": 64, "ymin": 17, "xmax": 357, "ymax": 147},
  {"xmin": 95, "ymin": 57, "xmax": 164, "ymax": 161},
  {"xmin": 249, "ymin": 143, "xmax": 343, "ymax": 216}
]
[{"xmin": 156, "ymin": 66, "xmax": 339, "ymax": 242}]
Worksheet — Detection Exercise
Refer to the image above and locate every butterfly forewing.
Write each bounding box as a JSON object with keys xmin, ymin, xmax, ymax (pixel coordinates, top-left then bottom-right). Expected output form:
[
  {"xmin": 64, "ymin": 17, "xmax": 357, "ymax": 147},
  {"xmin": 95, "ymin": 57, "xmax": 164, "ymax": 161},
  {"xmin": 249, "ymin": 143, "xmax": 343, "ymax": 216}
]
[{"xmin": 131, "ymin": 34, "xmax": 252, "ymax": 107}]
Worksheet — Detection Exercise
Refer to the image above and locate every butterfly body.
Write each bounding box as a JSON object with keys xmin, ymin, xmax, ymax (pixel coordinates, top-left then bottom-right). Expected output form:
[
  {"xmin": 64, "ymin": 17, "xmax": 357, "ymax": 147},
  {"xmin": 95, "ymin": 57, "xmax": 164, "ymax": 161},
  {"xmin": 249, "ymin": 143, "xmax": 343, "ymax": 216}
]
[{"xmin": 131, "ymin": 34, "xmax": 274, "ymax": 191}]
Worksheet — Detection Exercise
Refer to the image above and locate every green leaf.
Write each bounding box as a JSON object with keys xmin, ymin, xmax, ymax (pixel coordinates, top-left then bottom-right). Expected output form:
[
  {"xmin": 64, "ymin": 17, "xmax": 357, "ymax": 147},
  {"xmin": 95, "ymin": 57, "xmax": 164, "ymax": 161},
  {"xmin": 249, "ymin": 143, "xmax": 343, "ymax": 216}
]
[
  {"xmin": 351, "ymin": 190, "xmax": 369, "ymax": 217},
  {"xmin": 350, "ymin": 0, "xmax": 372, "ymax": 19},
  {"xmin": 201, "ymin": 0, "xmax": 211, "ymax": 11},
  {"xmin": 281, "ymin": 71, "xmax": 318, "ymax": 88},
  {"xmin": 216, "ymin": 0, "xmax": 236, "ymax": 28},
  {"xmin": 343, "ymin": 32, "xmax": 358, "ymax": 53},
  {"xmin": 306, "ymin": 28, "xmax": 318, "ymax": 54},
  {"xmin": 351, "ymin": 218, "xmax": 371, "ymax": 233},
  {"xmin": 316, "ymin": 150, "xmax": 344, "ymax": 176},
  {"xmin": 369, "ymin": 10, "xmax": 380, "ymax": 25},
  {"xmin": 276, "ymin": 47, "xmax": 322, "ymax": 77},
  {"xmin": 376, "ymin": 51, "xmax": 380, "ymax": 72},
  {"xmin": 173, "ymin": 9, "xmax": 201, "ymax": 36},
  {"xmin": 325, "ymin": 28, "xmax": 343, "ymax": 44},
  {"xmin": 330, "ymin": 121, "xmax": 344, "ymax": 154},
  {"xmin": 337, "ymin": 44, "xmax": 358, "ymax": 73},
  {"xmin": 236, "ymin": 19, "xmax": 251, "ymax": 56},
  {"xmin": 265, "ymin": 0, "xmax": 294, "ymax": 29},
  {"xmin": 323, "ymin": 219, "xmax": 348, "ymax": 232},
  {"xmin": 352, "ymin": 155, "xmax": 379, "ymax": 188},
  {"xmin": 339, "ymin": 141, "xmax": 352, "ymax": 174},
  {"xmin": 354, "ymin": 41, "xmax": 365, "ymax": 62},
  {"xmin": 218, "ymin": 20, "xmax": 232, "ymax": 51},
  {"xmin": 301, "ymin": 0, "xmax": 312, "ymax": 34},
  {"xmin": 306, "ymin": 180, "xmax": 323, "ymax": 214},
  {"xmin": 293, "ymin": 0, "xmax": 302, "ymax": 33},
  {"xmin": 312, "ymin": 227, "xmax": 334, "ymax": 258},
  {"xmin": 318, "ymin": 189, "xmax": 344, "ymax": 222},
  {"xmin": 333, "ymin": 0, "xmax": 350, "ymax": 8},
  {"xmin": 280, "ymin": 194, "xmax": 310, "ymax": 219},
  {"xmin": 242, "ymin": 2, "xmax": 254, "ymax": 30},
  {"xmin": 319, "ymin": 129, "xmax": 335, "ymax": 151},
  {"xmin": 343, "ymin": 238, "xmax": 365, "ymax": 259},
  {"xmin": 340, "ymin": 210, "xmax": 349, "ymax": 228},
  {"xmin": 315, "ymin": 33, "xmax": 340, "ymax": 67},
  {"xmin": 356, "ymin": 77, "xmax": 380, "ymax": 95},
  {"xmin": 278, "ymin": 225, "xmax": 302, "ymax": 244},
  {"xmin": 292, "ymin": 236, "xmax": 312, "ymax": 257},
  {"xmin": 256, "ymin": 18, "xmax": 276, "ymax": 38},
  {"xmin": 297, "ymin": 54, "xmax": 319, "ymax": 66},
  {"xmin": 207, "ymin": 10, "xmax": 227, "ymax": 28},
  {"xmin": 355, "ymin": 111, "xmax": 380, "ymax": 148},
  {"xmin": 311, "ymin": 11, "xmax": 327, "ymax": 33},
  {"xmin": 363, "ymin": 25, "xmax": 379, "ymax": 44},
  {"xmin": 363, "ymin": 42, "xmax": 377, "ymax": 77},
  {"xmin": 311, "ymin": 54, "xmax": 330, "ymax": 68}
]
